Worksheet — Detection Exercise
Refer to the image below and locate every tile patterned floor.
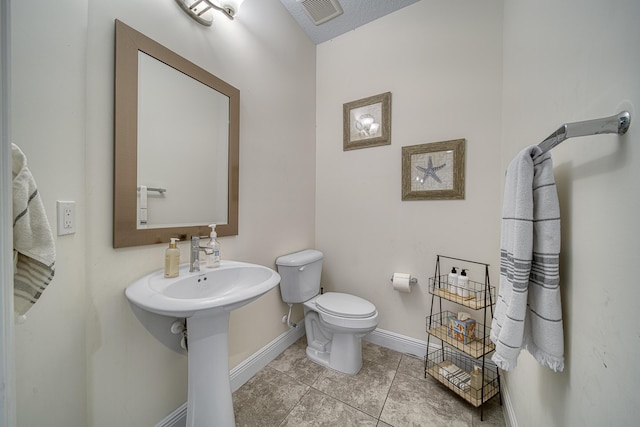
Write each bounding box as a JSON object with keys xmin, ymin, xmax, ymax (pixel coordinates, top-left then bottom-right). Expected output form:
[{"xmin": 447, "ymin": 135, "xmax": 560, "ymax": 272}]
[{"xmin": 233, "ymin": 337, "xmax": 505, "ymax": 426}]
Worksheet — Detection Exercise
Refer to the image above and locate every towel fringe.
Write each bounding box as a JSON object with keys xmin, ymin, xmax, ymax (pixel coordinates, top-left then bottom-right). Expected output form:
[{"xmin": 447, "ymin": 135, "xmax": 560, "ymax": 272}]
[
  {"xmin": 525, "ymin": 342, "xmax": 564, "ymax": 372},
  {"xmin": 491, "ymin": 350, "xmax": 520, "ymax": 371}
]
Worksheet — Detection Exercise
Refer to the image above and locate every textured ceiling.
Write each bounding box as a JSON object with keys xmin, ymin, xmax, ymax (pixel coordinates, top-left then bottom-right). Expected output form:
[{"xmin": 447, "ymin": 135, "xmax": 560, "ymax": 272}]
[{"xmin": 279, "ymin": 0, "xmax": 421, "ymax": 45}]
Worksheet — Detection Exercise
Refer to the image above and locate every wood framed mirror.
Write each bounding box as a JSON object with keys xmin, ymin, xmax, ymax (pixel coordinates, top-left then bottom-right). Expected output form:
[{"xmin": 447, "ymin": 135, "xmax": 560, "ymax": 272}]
[{"xmin": 113, "ymin": 20, "xmax": 239, "ymax": 248}]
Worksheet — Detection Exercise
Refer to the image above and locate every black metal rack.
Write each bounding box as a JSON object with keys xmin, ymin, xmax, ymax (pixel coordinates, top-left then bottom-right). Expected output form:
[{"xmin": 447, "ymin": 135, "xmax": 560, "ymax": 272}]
[{"xmin": 424, "ymin": 255, "xmax": 502, "ymax": 420}]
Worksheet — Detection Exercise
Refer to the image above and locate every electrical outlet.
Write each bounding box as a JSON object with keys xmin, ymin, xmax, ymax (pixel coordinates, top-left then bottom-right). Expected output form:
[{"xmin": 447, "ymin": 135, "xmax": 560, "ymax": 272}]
[{"xmin": 57, "ymin": 201, "xmax": 76, "ymax": 236}]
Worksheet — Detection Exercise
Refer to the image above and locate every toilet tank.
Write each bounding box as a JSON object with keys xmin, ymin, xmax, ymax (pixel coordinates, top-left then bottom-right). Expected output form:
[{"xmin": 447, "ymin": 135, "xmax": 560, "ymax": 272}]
[{"xmin": 275, "ymin": 249, "xmax": 324, "ymax": 304}]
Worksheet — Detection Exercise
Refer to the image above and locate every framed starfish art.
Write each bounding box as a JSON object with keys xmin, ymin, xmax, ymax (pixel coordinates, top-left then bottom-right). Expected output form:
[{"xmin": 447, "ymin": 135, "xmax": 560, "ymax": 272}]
[{"xmin": 401, "ymin": 139, "xmax": 465, "ymax": 200}]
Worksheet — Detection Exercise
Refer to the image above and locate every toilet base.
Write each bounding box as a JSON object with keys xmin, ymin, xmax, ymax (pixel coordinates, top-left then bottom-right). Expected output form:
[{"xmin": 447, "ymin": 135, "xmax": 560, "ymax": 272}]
[
  {"xmin": 301, "ymin": 293, "xmax": 378, "ymax": 375},
  {"xmin": 306, "ymin": 332, "xmax": 363, "ymax": 375},
  {"xmin": 304, "ymin": 309, "xmax": 370, "ymax": 375}
]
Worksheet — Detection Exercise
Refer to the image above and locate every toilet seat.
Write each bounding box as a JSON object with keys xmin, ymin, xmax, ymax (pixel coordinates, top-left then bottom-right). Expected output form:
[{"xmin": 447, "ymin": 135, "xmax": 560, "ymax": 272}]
[{"xmin": 315, "ymin": 292, "xmax": 376, "ymax": 319}]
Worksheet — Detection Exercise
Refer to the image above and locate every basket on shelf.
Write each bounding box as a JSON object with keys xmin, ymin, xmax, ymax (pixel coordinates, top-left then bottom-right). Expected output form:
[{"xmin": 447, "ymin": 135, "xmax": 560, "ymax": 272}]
[{"xmin": 425, "ymin": 347, "xmax": 500, "ymax": 407}]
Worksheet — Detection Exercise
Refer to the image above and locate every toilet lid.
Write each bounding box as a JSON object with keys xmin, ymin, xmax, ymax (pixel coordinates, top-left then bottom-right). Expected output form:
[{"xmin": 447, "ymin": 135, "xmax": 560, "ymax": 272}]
[{"xmin": 315, "ymin": 292, "xmax": 377, "ymax": 319}]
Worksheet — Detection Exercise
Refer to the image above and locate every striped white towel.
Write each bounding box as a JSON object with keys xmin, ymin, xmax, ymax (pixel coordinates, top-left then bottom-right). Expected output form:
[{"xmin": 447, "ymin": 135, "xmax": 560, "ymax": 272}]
[
  {"xmin": 490, "ymin": 145, "xmax": 564, "ymax": 372},
  {"xmin": 439, "ymin": 363, "xmax": 471, "ymax": 391},
  {"xmin": 12, "ymin": 143, "xmax": 56, "ymax": 315}
]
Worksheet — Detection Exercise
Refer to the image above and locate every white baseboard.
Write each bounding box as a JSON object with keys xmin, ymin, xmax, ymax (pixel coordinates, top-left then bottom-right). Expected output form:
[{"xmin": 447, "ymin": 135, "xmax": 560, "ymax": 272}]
[
  {"xmin": 500, "ymin": 376, "xmax": 518, "ymax": 427},
  {"xmin": 156, "ymin": 326, "xmax": 515, "ymax": 427},
  {"xmin": 155, "ymin": 325, "xmax": 305, "ymax": 427},
  {"xmin": 155, "ymin": 403, "xmax": 187, "ymax": 427},
  {"xmin": 229, "ymin": 324, "xmax": 305, "ymax": 391},
  {"xmin": 363, "ymin": 328, "xmax": 433, "ymax": 357}
]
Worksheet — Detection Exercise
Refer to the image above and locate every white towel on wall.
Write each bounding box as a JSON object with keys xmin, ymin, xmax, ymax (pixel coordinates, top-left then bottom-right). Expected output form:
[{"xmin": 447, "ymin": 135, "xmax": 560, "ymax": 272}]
[
  {"xmin": 490, "ymin": 145, "xmax": 564, "ymax": 372},
  {"xmin": 12, "ymin": 143, "xmax": 56, "ymax": 315}
]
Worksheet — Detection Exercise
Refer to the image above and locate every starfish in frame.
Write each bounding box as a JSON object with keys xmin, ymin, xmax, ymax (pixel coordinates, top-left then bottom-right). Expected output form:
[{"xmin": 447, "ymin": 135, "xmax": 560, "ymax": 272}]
[{"xmin": 415, "ymin": 156, "xmax": 446, "ymax": 184}]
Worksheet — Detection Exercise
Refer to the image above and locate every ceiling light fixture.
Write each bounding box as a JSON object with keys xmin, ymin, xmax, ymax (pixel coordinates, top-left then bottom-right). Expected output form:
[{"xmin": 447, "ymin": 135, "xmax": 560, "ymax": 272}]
[{"xmin": 175, "ymin": 0, "xmax": 245, "ymax": 26}]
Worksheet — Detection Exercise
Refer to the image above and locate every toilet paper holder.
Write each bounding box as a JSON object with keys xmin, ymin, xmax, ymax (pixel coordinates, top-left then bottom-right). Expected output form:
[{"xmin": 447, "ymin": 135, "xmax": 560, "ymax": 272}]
[{"xmin": 389, "ymin": 275, "xmax": 418, "ymax": 285}]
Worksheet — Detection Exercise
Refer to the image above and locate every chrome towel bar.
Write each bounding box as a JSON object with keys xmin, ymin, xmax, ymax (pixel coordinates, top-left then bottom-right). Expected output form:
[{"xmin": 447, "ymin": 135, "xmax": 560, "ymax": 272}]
[
  {"xmin": 137, "ymin": 186, "xmax": 166, "ymax": 194},
  {"xmin": 538, "ymin": 110, "xmax": 631, "ymax": 153}
]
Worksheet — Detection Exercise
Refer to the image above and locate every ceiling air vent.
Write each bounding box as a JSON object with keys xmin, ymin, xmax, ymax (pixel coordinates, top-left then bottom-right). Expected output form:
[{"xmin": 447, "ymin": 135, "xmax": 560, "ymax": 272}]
[{"xmin": 297, "ymin": 0, "xmax": 344, "ymax": 26}]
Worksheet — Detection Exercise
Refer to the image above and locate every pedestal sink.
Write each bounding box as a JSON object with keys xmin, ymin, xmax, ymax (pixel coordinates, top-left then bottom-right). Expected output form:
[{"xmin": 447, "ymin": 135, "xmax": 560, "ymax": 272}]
[{"xmin": 125, "ymin": 261, "xmax": 281, "ymax": 427}]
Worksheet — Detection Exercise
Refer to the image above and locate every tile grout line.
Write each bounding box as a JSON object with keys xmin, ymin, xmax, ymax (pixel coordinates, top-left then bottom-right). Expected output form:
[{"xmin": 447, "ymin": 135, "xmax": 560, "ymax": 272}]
[
  {"xmin": 270, "ymin": 348, "xmax": 380, "ymax": 425},
  {"xmin": 375, "ymin": 353, "xmax": 404, "ymax": 426},
  {"xmin": 277, "ymin": 386, "xmax": 313, "ymax": 427},
  {"xmin": 310, "ymin": 385, "xmax": 378, "ymax": 421},
  {"xmin": 279, "ymin": 350, "xmax": 401, "ymax": 424},
  {"xmin": 235, "ymin": 337, "xmax": 505, "ymax": 426}
]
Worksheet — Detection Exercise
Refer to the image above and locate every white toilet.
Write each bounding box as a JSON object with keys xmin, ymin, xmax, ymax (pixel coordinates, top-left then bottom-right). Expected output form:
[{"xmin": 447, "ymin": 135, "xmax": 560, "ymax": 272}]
[{"xmin": 276, "ymin": 249, "xmax": 379, "ymax": 375}]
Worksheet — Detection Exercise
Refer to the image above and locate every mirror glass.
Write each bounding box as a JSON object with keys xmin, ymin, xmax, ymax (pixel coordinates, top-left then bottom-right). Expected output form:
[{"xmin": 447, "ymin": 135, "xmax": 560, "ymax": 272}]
[
  {"xmin": 114, "ymin": 20, "xmax": 239, "ymax": 248},
  {"xmin": 137, "ymin": 52, "xmax": 229, "ymax": 228}
]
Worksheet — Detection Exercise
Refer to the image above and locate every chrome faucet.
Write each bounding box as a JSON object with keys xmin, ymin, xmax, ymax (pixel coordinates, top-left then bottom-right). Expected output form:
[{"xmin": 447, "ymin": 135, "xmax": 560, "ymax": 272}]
[{"xmin": 189, "ymin": 236, "xmax": 211, "ymax": 272}]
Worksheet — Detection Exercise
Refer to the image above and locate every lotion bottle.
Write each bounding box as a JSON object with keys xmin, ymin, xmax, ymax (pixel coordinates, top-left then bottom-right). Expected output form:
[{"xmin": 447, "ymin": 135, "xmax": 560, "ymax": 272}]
[
  {"xmin": 448, "ymin": 267, "xmax": 458, "ymax": 294},
  {"xmin": 205, "ymin": 224, "xmax": 221, "ymax": 268},
  {"xmin": 164, "ymin": 238, "xmax": 180, "ymax": 278},
  {"xmin": 458, "ymin": 269, "xmax": 469, "ymax": 297},
  {"xmin": 470, "ymin": 365, "xmax": 482, "ymax": 398}
]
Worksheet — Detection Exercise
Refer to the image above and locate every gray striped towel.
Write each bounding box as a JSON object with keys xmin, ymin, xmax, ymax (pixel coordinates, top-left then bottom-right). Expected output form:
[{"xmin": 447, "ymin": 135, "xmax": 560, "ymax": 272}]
[
  {"xmin": 12, "ymin": 143, "xmax": 56, "ymax": 315},
  {"xmin": 490, "ymin": 145, "xmax": 564, "ymax": 372}
]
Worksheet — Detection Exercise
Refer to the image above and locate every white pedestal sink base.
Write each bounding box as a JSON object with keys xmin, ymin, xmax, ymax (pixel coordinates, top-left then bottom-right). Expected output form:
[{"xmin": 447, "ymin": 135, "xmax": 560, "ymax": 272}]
[
  {"xmin": 186, "ymin": 311, "xmax": 235, "ymax": 427},
  {"xmin": 125, "ymin": 261, "xmax": 281, "ymax": 425}
]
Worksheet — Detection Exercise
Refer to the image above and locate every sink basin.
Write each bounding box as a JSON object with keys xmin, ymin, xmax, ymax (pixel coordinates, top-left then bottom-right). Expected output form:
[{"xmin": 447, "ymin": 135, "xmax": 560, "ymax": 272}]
[
  {"xmin": 125, "ymin": 260, "xmax": 281, "ymax": 427},
  {"xmin": 125, "ymin": 260, "xmax": 281, "ymax": 317}
]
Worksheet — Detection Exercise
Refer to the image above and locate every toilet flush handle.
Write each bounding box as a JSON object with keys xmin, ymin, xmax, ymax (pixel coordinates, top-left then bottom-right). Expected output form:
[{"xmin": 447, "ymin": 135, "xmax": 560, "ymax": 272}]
[{"xmin": 298, "ymin": 266, "xmax": 305, "ymax": 272}]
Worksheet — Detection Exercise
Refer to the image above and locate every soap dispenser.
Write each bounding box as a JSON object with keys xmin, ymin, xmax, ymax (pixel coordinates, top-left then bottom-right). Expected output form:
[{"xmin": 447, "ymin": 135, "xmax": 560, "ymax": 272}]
[
  {"xmin": 448, "ymin": 267, "xmax": 458, "ymax": 294},
  {"xmin": 458, "ymin": 269, "xmax": 469, "ymax": 298},
  {"xmin": 205, "ymin": 224, "xmax": 221, "ymax": 268},
  {"xmin": 164, "ymin": 238, "xmax": 180, "ymax": 278}
]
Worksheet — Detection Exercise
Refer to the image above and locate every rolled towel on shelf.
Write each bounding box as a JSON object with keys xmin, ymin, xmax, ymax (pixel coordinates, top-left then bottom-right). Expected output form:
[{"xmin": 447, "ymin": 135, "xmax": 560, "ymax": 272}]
[{"xmin": 438, "ymin": 362, "xmax": 471, "ymax": 391}]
